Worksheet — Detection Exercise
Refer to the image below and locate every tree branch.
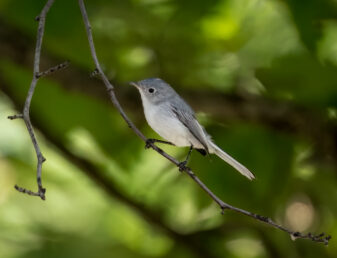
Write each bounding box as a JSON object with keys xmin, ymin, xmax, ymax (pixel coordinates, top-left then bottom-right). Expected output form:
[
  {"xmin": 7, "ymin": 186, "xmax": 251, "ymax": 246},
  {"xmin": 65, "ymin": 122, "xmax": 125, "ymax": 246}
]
[
  {"xmin": 78, "ymin": 0, "xmax": 331, "ymax": 245},
  {"xmin": 36, "ymin": 60, "xmax": 70, "ymax": 78},
  {"xmin": 7, "ymin": 0, "xmax": 70, "ymax": 200}
]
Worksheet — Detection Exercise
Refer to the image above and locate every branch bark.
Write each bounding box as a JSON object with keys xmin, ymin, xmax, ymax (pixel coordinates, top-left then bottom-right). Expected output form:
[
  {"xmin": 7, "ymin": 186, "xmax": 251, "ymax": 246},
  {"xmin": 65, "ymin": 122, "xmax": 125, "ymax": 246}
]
[
  {"xmin": 77, "ymin": 0, "xmax": 331, "ymax": 245},
  {"xmin": 7, "ymin": 0, "xmax": 69, "ymax": 200},
  {"xmin": 7, "ymin": 0, "xmax": 54, "ymax": 200}
]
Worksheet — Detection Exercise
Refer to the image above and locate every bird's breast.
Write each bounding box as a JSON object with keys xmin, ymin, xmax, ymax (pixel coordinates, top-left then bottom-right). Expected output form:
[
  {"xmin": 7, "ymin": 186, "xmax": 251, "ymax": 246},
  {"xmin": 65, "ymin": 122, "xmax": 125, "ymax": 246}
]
[{"xmin": 142, "ymin": 100, "xmax": 191, "ymax": 147}]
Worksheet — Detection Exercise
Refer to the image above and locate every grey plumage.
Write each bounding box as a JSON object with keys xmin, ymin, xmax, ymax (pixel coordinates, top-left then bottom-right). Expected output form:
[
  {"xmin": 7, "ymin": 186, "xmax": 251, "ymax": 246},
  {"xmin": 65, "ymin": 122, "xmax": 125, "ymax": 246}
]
[
  {"xmin": 170, "ymin": 101, "xmax": 210, "ymax": 153},
  {"xmin": 131, "ymin": 78, "xmax": 255, "ymax": 180}
]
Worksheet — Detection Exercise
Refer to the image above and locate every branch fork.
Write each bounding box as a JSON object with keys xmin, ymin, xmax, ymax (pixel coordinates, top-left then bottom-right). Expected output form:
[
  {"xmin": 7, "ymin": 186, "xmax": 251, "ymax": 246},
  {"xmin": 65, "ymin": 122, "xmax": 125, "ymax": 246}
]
[{"xmin": 36, "ymin": 60, "xmax": 70, "ymax": 78}]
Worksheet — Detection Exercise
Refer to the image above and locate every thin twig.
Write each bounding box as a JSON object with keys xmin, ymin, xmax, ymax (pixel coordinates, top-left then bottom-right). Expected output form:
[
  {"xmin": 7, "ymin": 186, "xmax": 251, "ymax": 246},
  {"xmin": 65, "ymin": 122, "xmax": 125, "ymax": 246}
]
[
  {"xmin": 36, "ymin": 60, "xmax": 70, "ymax": 78},
  {"xmin": 78, "ymin": 0, "xmax": 331, "ymax": 245},
  {"xmin": 8, "ymin": 114, "xmax": 23, "ymax": 120},
  {"xmin": 8, "ymin": 0, "xmax": 58, "ymax": 200}
]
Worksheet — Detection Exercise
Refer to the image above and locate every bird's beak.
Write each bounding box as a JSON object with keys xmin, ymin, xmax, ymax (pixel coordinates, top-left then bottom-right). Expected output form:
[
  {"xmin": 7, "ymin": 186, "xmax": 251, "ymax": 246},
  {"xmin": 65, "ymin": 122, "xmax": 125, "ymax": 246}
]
[{"xmin": 129, "ymin": 81, "xmax": 140, "ymax": 89}]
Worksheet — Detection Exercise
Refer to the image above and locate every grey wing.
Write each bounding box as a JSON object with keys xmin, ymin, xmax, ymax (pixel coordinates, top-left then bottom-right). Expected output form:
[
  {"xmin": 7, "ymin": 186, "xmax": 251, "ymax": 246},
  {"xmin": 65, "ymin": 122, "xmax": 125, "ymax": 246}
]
[{"xmin": 170, "ymin": 98, "xmax": 210, "ymax": 152}]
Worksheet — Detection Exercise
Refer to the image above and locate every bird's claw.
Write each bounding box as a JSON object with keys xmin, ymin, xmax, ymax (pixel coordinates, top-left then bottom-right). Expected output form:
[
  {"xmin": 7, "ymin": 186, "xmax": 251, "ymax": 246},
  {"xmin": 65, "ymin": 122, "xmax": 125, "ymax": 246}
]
[
  {"xmin": 145, "ymin": 139, "xmax": 155, "ymax": 149},
  {"xmin": 178, "ymin": 161, "xmax": 187, "ymax": 172}
]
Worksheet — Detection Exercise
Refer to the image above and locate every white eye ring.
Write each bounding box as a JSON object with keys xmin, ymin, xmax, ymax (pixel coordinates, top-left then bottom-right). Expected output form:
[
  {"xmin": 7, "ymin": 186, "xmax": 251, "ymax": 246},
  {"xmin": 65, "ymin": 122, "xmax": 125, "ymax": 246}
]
[{"xmin": 148, "ymin": 88, "xmax": 155, "ymax": 93}]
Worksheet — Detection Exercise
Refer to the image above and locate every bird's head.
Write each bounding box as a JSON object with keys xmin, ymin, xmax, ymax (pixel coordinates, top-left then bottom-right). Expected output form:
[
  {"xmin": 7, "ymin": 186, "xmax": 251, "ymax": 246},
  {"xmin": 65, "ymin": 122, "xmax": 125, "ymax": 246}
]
[{"xmin": 130, "ymin": 78, "xmax": 176, "ymax": 104}]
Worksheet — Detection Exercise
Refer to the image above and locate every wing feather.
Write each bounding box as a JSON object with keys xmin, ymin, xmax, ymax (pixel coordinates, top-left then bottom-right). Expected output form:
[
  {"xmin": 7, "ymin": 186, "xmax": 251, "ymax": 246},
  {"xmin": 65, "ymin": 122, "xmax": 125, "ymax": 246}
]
[{"xmin": 170, "ymin": 103, "xmax": 209, "ymax": 153}]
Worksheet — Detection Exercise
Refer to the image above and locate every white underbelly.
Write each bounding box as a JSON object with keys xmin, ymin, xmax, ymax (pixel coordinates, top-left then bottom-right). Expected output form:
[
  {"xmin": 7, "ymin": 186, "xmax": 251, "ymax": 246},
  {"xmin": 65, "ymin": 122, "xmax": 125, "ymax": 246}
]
[
  {"xmin": 141, "ymin": 96, "xmax": 205, "ymax": 148},
  {"xmin": 143, "ymin": 102, "xmax": 194, "ymax": 147},
  {"xmin": 148, "ymin": 112, "xmax": 191, "ymax": 146}
]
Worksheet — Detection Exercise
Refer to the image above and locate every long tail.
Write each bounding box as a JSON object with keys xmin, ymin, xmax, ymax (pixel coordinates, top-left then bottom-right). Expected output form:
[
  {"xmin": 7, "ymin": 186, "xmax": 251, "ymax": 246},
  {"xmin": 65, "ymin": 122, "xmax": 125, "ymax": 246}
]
[{"xmin": 209, "ymin": 142, "xmax": 255, "ymax": 180}]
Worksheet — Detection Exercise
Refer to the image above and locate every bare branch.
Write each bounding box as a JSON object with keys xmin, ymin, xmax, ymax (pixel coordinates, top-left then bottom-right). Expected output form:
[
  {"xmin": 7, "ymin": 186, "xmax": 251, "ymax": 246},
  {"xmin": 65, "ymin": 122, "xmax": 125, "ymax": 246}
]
[
  {"xmin": 8, "ymin": 114, "xmax": 23, "ymax": 120},
  {"xmin": 8, "ymin": 0, "xmax": 62, "ymax": 200},
  {"xmin": 78, "ymin": 0, "xmax": 331, "ymax": 245},
  {"xmin": 36, "ymin": 60, "xmax": 70, "ymax": 78}
]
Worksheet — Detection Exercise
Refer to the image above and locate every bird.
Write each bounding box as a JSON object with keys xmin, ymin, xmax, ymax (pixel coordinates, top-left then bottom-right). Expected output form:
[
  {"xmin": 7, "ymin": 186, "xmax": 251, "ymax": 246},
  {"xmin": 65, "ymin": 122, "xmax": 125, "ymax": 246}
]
[{"xmin": 130, "ymin": 78, "xmax": 255, "ymax": 180}]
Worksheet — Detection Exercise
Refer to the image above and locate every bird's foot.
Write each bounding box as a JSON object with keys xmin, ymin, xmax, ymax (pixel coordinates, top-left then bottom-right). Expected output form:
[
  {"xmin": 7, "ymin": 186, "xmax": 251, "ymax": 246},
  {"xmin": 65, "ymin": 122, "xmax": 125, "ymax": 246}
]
[
  {"xmin": 145, "ymin": 139, "xmax": 155, "ymax": 149},
  {"xmin": 178, "ymin": 161, "xmax": 187, "ymax": 172},
  {"xmin": 145, "ymin": 138, "xmax": 174, "ymax": 149}
]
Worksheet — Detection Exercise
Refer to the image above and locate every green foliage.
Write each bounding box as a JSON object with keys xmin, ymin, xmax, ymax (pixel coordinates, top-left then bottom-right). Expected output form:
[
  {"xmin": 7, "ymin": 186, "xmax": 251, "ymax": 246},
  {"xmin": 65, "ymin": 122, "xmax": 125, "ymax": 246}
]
[{"xmin": 0, "ymin": 0, "xmax": 336, "ymax": 257}]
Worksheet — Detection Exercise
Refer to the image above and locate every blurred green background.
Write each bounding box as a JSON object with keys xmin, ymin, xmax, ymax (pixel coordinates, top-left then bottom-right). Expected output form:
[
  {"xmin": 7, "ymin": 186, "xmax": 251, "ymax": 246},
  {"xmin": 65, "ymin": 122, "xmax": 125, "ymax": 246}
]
[{"xmin": 0, "ymin": 0, "xmax": 337, "ymax": 257}]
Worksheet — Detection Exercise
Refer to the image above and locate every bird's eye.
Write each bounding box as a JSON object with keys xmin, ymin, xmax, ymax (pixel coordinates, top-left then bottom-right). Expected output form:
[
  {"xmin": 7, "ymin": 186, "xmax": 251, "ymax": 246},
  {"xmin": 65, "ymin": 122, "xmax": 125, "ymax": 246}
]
[{"xmin": 148, "ymin": 88, "xmax": 155, "ymax": 93}]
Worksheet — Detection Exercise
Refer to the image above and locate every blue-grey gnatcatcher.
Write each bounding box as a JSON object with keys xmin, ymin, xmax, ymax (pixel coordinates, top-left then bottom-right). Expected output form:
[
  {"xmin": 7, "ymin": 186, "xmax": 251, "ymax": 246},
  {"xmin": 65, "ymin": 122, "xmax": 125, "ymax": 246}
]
[{"xmin": 131, "ymin": 78, "xmax": 255, "ymax": 180}]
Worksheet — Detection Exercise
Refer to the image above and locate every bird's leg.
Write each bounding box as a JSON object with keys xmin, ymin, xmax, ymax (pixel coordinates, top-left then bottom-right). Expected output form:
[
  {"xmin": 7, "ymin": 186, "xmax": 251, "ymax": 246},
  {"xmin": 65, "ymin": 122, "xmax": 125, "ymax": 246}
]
[
  {"xmin": 178, "ymin": 145, "xmax": 194, "ymax": 171},
  {"xmin": 145, "ymin": 138, "xmax": 174, "ymax": 149}
]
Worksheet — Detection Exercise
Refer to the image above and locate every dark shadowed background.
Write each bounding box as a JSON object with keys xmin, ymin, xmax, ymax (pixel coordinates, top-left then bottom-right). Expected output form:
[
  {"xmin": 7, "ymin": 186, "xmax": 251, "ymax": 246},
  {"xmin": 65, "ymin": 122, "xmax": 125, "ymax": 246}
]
[{"xmin": 0, "ymin": 0, "xmax": 337, "ymax": 257}]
